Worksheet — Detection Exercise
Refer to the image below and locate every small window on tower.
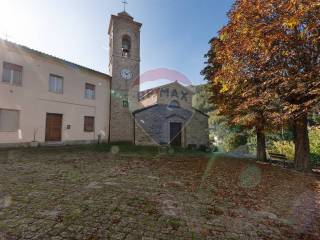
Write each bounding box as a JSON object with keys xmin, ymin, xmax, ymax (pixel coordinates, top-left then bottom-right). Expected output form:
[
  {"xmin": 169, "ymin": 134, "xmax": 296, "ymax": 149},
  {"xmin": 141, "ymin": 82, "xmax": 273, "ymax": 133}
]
[
  {"xmin": 123, "ymin": 100, "xmax": 129, "ymax": 108},
  {"xmin": 122, "ymin": 35, "xmax": 131, "ymax": 58}
]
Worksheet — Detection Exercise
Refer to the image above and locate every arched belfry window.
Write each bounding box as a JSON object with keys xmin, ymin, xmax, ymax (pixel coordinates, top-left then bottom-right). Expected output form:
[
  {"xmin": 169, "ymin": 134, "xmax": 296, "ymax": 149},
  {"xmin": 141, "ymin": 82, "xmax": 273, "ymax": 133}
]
[{"xmin": 122, "ymin": 35, "xmax": 131, "ymax": 57}]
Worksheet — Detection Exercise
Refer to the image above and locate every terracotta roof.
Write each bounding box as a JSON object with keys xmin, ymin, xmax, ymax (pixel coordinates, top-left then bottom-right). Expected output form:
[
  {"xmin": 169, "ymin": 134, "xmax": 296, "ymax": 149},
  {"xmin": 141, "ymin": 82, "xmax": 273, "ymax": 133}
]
[{"xmin": 0, "ymin": 39, "xmax": 111, "ymax": 79}]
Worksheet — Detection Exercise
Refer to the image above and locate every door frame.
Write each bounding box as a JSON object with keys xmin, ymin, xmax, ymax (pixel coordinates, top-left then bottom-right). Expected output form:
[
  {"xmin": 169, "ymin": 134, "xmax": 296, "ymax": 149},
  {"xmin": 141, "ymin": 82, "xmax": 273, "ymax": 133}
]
[
  {"xmin": 45, "ymin": 113, "xmax": 63, "ymax": 142},
  {"xmin": 169, "ymin": 121, "xmax": 182, "ymax": 147}
]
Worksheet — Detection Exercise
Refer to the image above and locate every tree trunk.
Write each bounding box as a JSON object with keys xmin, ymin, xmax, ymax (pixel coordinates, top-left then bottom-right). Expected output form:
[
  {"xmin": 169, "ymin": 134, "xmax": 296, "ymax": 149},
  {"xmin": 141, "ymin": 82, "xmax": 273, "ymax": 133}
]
[
  {"xmin": 291, "ymin": 121, "xmax": 297, "ymax": 144},
  {"xmin": 294, "ymin": 113, "xmax": 310, "ymax": 171},
  {"xmin": 256, "ymin": 127, "xmax": 267, "ymax": 162}
]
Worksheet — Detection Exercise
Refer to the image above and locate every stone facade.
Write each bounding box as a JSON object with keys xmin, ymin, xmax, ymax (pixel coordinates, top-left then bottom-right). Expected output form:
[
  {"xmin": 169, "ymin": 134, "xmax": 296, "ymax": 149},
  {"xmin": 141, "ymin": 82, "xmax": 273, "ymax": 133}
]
[
  {"xmin": 109, "ymin": 12, "xmax": 142, "ymax": 143},
  {"xmin": 134, "ymin": 82, "xmax": 209, "ymax": 148},
  {"xmin": 134, "ymin": 104, "xmax": 192, "ymax": 146},
  {"xmin": 139, "ymin": 82, "xmax": 194, "ymax": 110},
  {"xmin": 134, "ymin": 106, "xmax": 208, "ymax": 148},
  {"xmin": 134, "ymin": 123, "xmax": 157, "ymax": 146},
  {"xmin": 186, "ymin": 110, "xmax": 209, "ymax": 147}
]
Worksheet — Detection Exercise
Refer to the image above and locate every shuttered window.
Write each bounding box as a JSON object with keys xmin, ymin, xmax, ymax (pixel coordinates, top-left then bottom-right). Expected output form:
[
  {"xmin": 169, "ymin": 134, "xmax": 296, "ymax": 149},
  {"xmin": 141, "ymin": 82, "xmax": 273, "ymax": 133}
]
[
  {"xmin": 85, "ymin": 83, "xmax": 95, "ymax": 100},
  {"xmin": 0, "ymin": 109, "xmax": 19, "ymax": 132},
  {"xmin": 84, "ymin": 116, "xmax": 94, "ymax": 132},
  {"xmin": 2, "ymin": 62, "xmax": 23, "ymax": 86},
  {"xmin": 49, "ymin": 74, "xmax": 63, "ymax": 94}
]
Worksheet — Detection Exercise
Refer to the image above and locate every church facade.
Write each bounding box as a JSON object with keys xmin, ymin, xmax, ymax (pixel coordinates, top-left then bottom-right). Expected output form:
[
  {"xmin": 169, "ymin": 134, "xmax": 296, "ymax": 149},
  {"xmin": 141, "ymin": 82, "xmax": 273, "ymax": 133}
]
[{"xmin": 0, "ymin": 11, "xmax": 208, "ymax": 148}]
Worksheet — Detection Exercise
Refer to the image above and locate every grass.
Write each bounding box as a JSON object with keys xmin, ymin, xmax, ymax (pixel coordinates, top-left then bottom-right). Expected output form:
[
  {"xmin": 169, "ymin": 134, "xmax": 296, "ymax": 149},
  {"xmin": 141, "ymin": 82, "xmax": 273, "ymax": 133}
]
[{"xmin": 6, "ymin": 142, "xmax": 209, "ymax": 157}]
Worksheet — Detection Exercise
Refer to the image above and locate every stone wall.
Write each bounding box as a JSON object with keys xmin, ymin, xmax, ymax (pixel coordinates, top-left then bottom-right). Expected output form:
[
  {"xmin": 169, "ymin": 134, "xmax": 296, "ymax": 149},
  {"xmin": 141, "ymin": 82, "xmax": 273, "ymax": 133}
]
[
  {"xmin": 186, "ymin": 110, "xmax": 209, "ymax": 147},
  {"xmin": 157, "ymin": 83, "xmax": 193, "ymax": 110},
  {"xmin": 109, "ymin": 98, "xmax": 135, "ymax": 143},
  {"xmin": 134, "ymin": 105, "xmax": 208, "ymax": 148},
  {"xmin": 133, "ymin": 105, "xmax": 193, "ymax": 146},
  {"xmin": 134, "ymin": 123, "xmax": 158, "ymax": 146}
]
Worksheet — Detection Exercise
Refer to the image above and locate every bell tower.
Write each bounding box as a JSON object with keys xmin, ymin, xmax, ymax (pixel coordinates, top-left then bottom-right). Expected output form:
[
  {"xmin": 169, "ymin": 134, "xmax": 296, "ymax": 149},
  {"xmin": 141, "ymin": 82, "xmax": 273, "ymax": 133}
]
[{"xmin": 108, "ymin": 11, "xmax": 142, "ymax": 143}]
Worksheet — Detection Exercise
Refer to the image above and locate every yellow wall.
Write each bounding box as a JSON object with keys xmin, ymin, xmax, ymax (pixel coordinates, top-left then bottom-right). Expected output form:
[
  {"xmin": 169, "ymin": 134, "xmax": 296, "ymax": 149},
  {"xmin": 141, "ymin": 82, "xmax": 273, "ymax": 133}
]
[{"xmin": 0, "ymin": 41, "xmax": 111, "ymax": 144}]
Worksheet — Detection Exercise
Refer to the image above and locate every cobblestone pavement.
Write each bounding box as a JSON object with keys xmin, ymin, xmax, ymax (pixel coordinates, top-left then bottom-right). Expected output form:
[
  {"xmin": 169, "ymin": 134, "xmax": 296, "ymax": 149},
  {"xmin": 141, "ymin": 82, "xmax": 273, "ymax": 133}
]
[{"xmin": 0, "ymin": 147, "xmax": 319, "ymax": 240}]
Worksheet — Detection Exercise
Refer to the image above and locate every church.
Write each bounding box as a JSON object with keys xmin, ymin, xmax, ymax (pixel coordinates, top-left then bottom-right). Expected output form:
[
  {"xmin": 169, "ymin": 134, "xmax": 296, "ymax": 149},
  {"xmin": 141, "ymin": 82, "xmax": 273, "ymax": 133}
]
[{"xmin": 0, "ymin": 10, "xmax": 209, "ymax": 148}]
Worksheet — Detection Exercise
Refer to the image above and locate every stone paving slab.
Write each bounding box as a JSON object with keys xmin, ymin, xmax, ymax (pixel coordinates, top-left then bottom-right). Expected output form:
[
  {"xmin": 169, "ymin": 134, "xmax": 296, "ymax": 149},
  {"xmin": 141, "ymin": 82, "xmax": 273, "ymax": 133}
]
[{"xmin": 0, "ymin": 147, "xmax": 319, "ymax": 239}]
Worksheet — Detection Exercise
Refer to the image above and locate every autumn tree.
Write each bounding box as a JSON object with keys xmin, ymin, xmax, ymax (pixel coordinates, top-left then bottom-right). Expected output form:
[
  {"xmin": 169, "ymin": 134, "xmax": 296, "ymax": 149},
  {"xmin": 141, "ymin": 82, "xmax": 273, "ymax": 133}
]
[
  {"xmin": 254, "ymin": 0, "xmax": 320, "ymax": 170},
  {"xmin": 228, "ymin": 0, "xmax": 320, "ymax": 169},
  {"xmin": 202, "ymin": 32, "xmax": 277, "ymax": 162},
  {"xmin": 203, "ymin": 0, "xmax": 320, "ymax": 169}
]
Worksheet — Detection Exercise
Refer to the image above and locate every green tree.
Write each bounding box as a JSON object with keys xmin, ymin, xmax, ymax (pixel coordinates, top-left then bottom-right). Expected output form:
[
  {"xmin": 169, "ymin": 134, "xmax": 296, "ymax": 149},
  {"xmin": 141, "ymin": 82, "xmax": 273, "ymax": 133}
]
[{"xmin": 192, "ymin": 84, "xmax": 214, "ymax": 114}]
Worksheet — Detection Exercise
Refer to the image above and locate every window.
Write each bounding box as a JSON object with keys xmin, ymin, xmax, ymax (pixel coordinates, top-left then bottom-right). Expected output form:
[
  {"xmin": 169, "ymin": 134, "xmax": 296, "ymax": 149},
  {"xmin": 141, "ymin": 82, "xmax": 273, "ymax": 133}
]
[
  {"xmin": 49, "ymin": 74, "xmax": 63, "ymax": 94},
  {"xmin": 0, "ymin": 109, "xmax": 19, "ymax": 132},
  {"xmin": 84, "ymin": 116, "xmax": 94, "ymax": 132},
  {"xmin": 169, "ymin": 100, "xmax": 180, "ymax": 108},
  {"xmin": 85, "ymin": 83, "xmax": 95, "ymax": 100},
  {"xmin": 2, "ymin": 62, "xmax": 23, "ymax": 86},
  {"xmin": 122, "ymin": 35, "xmax": 131, "ymax": 57},
  {"xmin": 123, "ymin": 100, "xmax": 129, "ymax": 108}
]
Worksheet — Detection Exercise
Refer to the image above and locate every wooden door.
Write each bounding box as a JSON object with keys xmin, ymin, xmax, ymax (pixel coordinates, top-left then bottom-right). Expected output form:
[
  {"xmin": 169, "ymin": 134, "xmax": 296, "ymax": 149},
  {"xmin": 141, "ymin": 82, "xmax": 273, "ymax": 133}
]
[
  {"xmin": 170, "ymin": 122, "xmax": 182, "ymax": 147},
  {"xmin": 45, "ymin": 113, "xmax": 63, "ymax": 142}
]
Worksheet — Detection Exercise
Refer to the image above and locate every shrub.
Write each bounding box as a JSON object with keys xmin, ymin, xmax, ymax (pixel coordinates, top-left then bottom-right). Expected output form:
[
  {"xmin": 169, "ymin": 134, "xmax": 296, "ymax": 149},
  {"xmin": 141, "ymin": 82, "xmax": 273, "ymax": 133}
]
[
  {"xmin": 309, "ymin": 127, "xmax": 320, "ymax": 166},
  {"xmin": 269, "ymin": 127, "xmax": 320, "ymax": 166},
  {"xmin": 211, "ymin": 145, "xmax": 219, "ymax": 152},
  {"xmin": 269, "ymin": 141, "xmax": 295, "ymax": 161},
  {"xmin": 223, "ymin": 134, "xmax": 248, "ymax": 152}
]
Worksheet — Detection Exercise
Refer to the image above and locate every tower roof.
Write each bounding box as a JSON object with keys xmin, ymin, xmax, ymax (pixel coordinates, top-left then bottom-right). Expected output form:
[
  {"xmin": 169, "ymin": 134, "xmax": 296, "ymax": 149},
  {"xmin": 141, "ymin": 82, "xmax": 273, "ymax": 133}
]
[
  {"xmin": 117, "ymin": 11, "xmax": 133, "ymax": 20},
  {"xmin": 108, "ymin": 12, "xmax": 142, "ymax": 35}
]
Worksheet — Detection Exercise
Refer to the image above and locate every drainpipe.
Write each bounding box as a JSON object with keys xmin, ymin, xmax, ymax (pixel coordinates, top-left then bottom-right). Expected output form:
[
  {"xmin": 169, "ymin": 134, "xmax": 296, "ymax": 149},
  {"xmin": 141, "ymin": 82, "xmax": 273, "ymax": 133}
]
[
  {"xmin": 108, "ymin": 77, "xmax": 112, "ymax": 144},
  {"xmin": 133, "ymin": 114, "xmax": 136, "ymax": 145}
]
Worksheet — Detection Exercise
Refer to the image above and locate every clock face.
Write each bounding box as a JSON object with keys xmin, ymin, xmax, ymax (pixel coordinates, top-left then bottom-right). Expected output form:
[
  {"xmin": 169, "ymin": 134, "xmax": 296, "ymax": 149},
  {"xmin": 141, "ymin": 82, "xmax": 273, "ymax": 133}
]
[{"xmin": 120, "ymin": 69, "xmax": 133, "ymax": 80}]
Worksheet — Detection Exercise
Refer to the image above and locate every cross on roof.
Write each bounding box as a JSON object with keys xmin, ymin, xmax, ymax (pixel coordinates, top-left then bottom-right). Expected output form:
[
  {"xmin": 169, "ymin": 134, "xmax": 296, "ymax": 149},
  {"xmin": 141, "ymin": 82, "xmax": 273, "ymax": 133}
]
[{"xmin": 122, "ymin": 0, "xmax": 128, "ymax": 12}]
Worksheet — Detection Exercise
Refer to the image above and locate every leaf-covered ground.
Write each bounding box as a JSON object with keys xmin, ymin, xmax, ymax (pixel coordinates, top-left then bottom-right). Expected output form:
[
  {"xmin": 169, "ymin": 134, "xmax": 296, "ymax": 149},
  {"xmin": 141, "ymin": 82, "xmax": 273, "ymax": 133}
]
[{"xmin": 0, "ymin": 147, "xmax": 319, "ymax": 239}]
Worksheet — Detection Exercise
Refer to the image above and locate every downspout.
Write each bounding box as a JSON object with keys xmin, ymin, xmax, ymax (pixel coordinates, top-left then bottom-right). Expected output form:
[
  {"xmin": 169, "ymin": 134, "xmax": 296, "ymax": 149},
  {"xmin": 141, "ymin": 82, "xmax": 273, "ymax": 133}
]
[
  {"xmin": 108, "ymin": 77, "xmax": 112, "ymax": 144},
  {"xmin": 133, "ymin": 114, "xmax": 136, "ymax": 145}
]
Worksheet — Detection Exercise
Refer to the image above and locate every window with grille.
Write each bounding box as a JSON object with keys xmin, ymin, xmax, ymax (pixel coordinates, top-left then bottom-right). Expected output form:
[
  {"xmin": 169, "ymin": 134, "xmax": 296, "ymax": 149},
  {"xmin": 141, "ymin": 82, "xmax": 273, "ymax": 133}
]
[
  {"xmin": 0, "ymin": 109, "xmax": 19, "ymax": 132},
  {"xmin": 2, "ymin": 62, "xmax": 23, "ymax": 86},
  {"xmin": 85, "ymin": 83, "xmax": 95, "ymax": 100},
  {"xmin": 49, "ymin": 74, "xmax": 63, "ymax": 94},
  {"xmin": 84, "ymin": 116, "xmax": 94, "ymax": 132}
]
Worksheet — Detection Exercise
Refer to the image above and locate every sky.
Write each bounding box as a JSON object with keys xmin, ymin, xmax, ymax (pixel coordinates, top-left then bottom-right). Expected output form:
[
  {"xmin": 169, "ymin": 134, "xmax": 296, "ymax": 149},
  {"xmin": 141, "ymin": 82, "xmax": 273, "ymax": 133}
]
[{"xmin": 0, "ymin": 0, "xmax": 234, "ymax": 90}]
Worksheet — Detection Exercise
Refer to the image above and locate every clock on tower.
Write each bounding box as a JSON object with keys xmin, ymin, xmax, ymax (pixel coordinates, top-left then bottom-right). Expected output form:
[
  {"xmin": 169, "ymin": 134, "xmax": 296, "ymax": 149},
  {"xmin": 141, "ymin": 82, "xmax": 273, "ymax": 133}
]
[
  {"xmin": 120, "ymin": 68, "xmax": 133, "ymax": 80},
  {"xmin": 108, "ymin": 11, "xmax": 142, "ymax": 143}
]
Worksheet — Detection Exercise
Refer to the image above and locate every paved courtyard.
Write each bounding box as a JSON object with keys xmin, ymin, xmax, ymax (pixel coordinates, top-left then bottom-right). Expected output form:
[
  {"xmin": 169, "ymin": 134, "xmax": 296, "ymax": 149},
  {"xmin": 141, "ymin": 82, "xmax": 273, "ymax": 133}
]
[{"xmin": 0, "ymin": 146, "xmax": 319, "ymax": 240}]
